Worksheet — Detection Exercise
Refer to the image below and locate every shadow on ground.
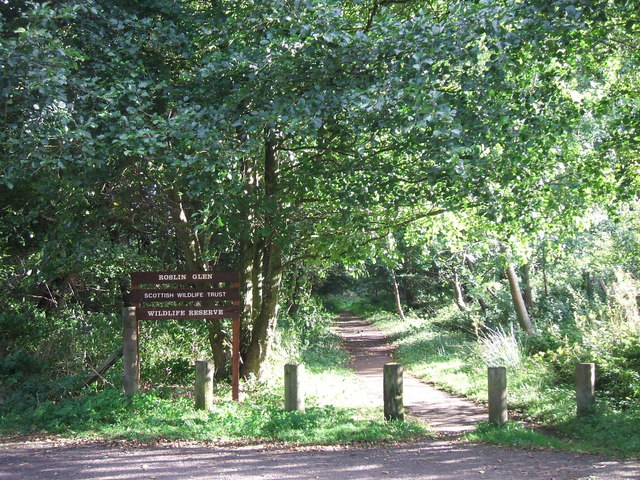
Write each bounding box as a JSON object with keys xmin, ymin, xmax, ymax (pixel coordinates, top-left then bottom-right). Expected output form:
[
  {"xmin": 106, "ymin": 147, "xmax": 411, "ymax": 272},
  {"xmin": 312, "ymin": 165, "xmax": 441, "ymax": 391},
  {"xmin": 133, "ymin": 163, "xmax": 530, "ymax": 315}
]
[{"xmin": 1, "ymin": 439, "xmax": 638, "ymax": 480}]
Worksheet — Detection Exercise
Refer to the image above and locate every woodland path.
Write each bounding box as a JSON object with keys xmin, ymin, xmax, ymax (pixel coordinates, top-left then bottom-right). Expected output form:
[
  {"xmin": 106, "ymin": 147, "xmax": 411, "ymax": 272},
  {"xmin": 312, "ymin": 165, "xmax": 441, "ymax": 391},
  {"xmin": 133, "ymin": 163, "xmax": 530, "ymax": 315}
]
[
  {"xmin": 1, "ymin": 315, "xmax": 640, "ymax": 479},
  {"xmin": 333, "ymin": 312, "xmax": 486, "ymax": 437}
]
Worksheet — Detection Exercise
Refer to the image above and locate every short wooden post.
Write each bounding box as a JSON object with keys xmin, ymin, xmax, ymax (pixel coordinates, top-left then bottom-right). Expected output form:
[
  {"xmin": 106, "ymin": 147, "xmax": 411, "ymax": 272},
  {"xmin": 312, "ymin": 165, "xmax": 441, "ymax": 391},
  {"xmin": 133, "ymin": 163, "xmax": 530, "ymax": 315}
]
[
  {"xmin": 123, "ymin": 306, "xmax": 139, "ymax": 396},
  {"xmin": 195, "ymin": 360, "xmax": 214, "ymax": 411},
  {"xmin": 488, "ymin": 366, "xmax": 507, "ymax": 425},
  {"xmin": 284, "ymin": 364, "xmax": 305, "ymax": 412},
  {"xmin": 576, "ymin": 362, "xmax": 596, "ymax": 416},
  {"xmin": 384, "ymin": 363, "xmax": 404, "ymax": 421}
]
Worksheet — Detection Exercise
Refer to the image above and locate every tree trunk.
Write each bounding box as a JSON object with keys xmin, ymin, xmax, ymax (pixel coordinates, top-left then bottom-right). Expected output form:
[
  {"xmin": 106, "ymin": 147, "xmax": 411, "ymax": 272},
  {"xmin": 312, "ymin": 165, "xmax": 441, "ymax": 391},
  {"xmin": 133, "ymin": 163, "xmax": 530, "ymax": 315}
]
[
  {"xmin": 464, "ymin": 254, "xmax": 488, "ymax": 313},
  {"xmin": 167, "ymin": 190, "xmax": 205, "ymax": 271},
  {"xmin": 288, "ymin": 268, "xmax": 307, "ymax": 316},
  {"xmin": 251, "ymin": 238, "xmax": 264, "ymax": 315},
  {"xmin": 503, "ymin": 248, "xmax": 534, "ymax": 334},
  {"xmin": 240, "ymin": 240, "xmax": 256, "ymax": 323},
  {"xmin": 583, "ymin": 271, "xmax": 594, "ymax": 300},
  {"xmin": 477, "ymin": 297, "xmax": 488, "ymax": 313},
  {"xmin": 206, "ymin": 319, "xmax": 230, "ymax": 379},
  {"xmin": 522, "ymin": 263, "xmax": 534, "ymax": 314},
  {"xmin": 453, "ymin": 270, "xmax": 469, "ymax": 312},
  {"xmin": 242, "ymin": 242, "xmax": 282, "ymax": 379},
  {"xmin": 391, "ymin": 268, "xmax": 407, "ymax": 322},
  {"xmin": 597, "ymin": 276, "xmax": 609, "ymax": 301},
  {"xmin": 168, "ymin": 189, "xmax": 231, "ymax": 379},
  {"xmin": 239, "ymin": 237, "xmax": 263, "ymax": 371}
]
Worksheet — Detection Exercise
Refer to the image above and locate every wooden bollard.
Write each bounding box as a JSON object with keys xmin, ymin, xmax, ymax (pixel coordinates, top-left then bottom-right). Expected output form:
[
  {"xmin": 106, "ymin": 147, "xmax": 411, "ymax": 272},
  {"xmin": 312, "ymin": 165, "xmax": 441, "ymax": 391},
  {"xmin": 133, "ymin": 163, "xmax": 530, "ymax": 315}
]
[
  {"xmin": 488, "ymin": 366, "xmax": 507, "ymax": 425},
  {"xmin": 384, "ymin": 363, "xmax": 404, "ymax": 421},
  {"xmin": 122, "ymin": 306, "xmax": 139, "ymax": 396},
  {"xmin": 284, "ymin": 364, "xmax": 305, "ymax": 412},
  {"xmin": 576, "ymin": 363, "xmax": 596, "ymax": 416},
  {"xmin": 195, "ymin": 360, "xmax": 214, "ymax": 411}
]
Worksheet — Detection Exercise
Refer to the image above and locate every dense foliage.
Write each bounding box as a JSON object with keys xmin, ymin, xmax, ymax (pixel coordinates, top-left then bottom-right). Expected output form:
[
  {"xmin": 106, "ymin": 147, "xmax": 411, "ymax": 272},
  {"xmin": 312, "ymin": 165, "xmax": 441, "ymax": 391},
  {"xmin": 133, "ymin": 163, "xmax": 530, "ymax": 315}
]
[{"xmin": 1, "ymin": 0, "xmax": 639, "ymax": 449}]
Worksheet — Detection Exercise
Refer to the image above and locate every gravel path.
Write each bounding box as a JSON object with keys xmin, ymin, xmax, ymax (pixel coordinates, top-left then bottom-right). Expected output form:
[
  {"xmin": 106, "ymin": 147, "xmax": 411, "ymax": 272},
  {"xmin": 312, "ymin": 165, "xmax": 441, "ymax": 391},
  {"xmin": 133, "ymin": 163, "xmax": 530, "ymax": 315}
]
[{"xmin": 1, "ymin": 314, "xmax": 639, "ymax": 479}]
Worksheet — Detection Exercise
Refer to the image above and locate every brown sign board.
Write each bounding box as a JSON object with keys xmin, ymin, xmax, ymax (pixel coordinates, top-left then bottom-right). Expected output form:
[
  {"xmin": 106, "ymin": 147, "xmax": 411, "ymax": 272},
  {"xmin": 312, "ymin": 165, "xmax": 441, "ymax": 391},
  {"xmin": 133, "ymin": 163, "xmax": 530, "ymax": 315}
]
[
  {"xmin": 127, "ymin": 269, "xmax": 242, "ymax": 401},
  {"xmin": 136, "ymin": 306, "xmax": 239, "ymax": 320},
  {"xmin": 129, "ymin": 288, "xmax": 240, "ymax": 303},
  {"xmin": 131, "ymin": 271, "xmax": 240, "ymax": 285}
]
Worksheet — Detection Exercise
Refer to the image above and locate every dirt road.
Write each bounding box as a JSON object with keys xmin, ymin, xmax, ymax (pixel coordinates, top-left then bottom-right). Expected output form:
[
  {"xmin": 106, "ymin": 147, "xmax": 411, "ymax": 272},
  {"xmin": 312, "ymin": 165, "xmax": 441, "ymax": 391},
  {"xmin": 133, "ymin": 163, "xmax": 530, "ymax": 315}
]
[{"xmin": 1, "ymin": 436, "xmax": 638, "ymax": 480}]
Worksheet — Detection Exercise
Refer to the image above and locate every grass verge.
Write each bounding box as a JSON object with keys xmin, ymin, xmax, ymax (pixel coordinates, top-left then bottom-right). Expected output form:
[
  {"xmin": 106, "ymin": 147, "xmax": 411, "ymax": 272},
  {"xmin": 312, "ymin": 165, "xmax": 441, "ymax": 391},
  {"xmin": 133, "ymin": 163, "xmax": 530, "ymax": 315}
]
[{"xmin": 0, "ymin": 387, "xmax": 427, "ymax": 445}]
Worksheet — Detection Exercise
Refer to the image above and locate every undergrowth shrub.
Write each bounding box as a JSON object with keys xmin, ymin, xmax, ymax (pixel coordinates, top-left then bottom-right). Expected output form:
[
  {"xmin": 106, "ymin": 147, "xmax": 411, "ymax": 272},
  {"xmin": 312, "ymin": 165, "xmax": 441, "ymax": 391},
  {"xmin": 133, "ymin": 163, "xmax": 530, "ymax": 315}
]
[
  {"xmin": 321, "ymin": 292, "xmax": 394, "ymax": 317},
  {"xmin": 139, "ymin": 319, "xmax": 210, "ymax": 387}
]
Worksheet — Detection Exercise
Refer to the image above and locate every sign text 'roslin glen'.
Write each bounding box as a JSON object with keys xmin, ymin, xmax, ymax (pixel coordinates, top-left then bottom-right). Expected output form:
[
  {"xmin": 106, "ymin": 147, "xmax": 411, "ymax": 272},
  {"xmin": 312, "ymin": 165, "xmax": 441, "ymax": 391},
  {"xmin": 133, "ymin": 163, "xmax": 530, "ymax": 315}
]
[{"xmin": 157, "ymin": 273, "xmax": 222, "ymax": 281}]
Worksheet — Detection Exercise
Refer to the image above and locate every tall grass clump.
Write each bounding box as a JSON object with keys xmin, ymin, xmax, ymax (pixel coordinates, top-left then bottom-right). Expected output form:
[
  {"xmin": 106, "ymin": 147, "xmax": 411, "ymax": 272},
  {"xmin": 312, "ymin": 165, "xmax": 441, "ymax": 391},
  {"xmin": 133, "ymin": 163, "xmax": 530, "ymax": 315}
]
[{"xmin": 474, "ymin": 325, "xmax": 522, "ymax": 369}]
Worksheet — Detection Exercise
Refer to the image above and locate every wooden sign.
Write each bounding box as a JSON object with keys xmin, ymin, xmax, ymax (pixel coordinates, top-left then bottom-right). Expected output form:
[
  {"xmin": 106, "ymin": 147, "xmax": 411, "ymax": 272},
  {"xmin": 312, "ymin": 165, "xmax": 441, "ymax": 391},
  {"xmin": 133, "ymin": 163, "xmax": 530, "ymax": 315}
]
[
  {"xmin": 136, "ymin": 306, "xmax": 239, "ymax": 320},
  {"xmin": 127, "ymin": 270, "xmax": 242, "ymax": 401},
  {"xmin": 129, "ymin": 288, "xmax": 240, "ymax": 303},
  {"xmin": 131, "ymin": 272, "xmax": 240, "ymax": 321}
]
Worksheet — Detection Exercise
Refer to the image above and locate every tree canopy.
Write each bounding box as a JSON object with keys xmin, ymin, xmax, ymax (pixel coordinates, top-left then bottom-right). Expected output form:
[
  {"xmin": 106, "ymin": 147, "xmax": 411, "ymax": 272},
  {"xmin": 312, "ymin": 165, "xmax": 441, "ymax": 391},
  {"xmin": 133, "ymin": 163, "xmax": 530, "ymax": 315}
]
[{"xmin": 1, "ymin": 0, "xmax": 638, "ymax": 378}]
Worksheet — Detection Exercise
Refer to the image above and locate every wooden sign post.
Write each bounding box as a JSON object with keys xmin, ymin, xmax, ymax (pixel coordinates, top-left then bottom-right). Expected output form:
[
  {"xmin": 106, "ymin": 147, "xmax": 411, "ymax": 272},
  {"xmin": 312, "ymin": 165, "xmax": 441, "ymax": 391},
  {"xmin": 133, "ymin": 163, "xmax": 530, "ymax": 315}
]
[{"xmin": 126, "ymin": 270, "xmax": 241, "ymax": 401}]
